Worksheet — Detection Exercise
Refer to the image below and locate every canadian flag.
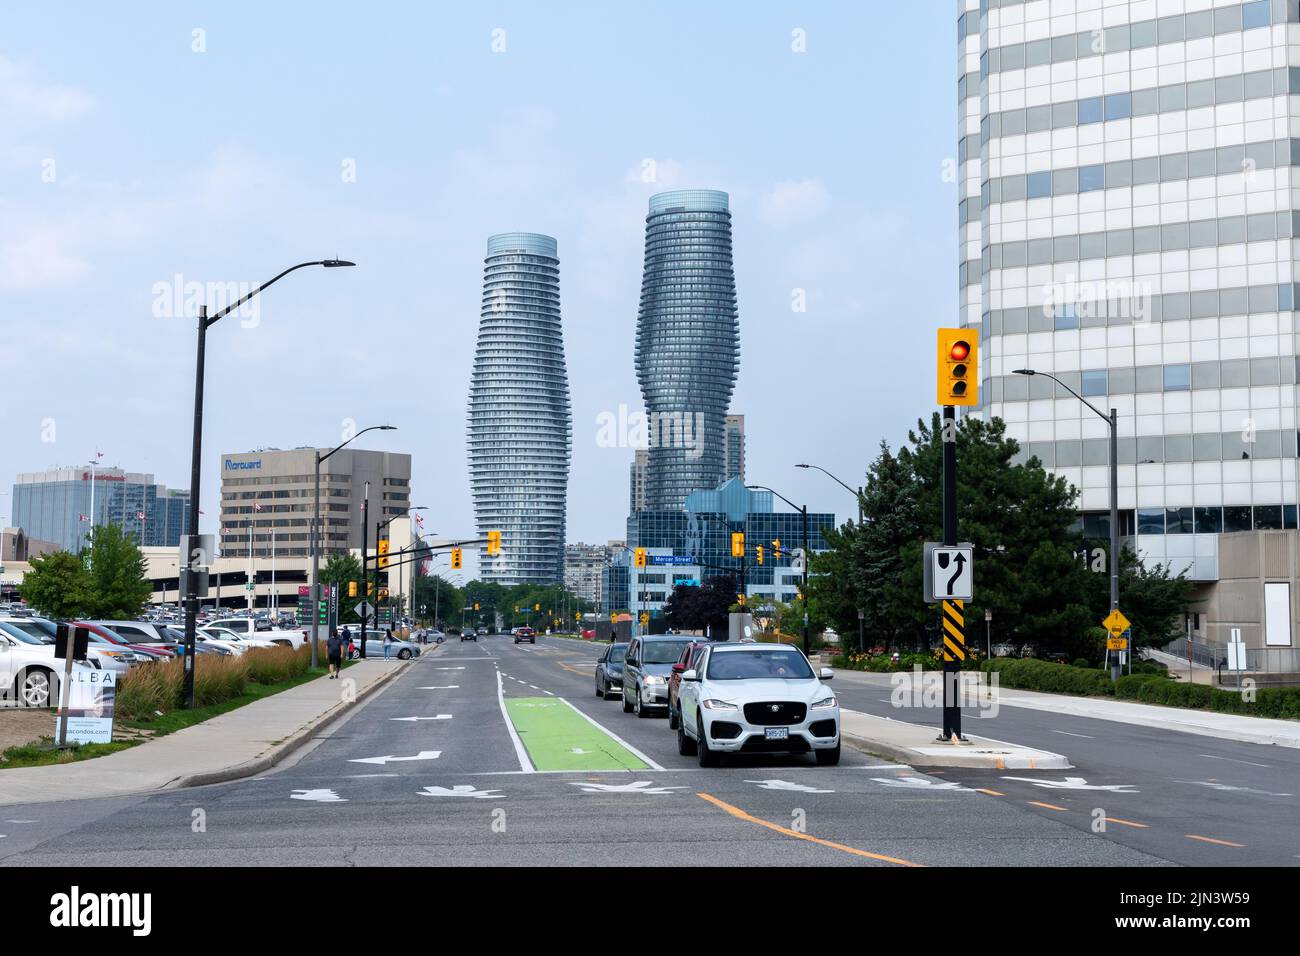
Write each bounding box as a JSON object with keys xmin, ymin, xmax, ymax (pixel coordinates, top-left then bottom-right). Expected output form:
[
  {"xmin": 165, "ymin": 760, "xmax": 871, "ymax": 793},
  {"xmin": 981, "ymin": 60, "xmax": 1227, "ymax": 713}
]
[
  {"xmin": 221, "ymin": 527, "xmax": 229, "ymax": 535},
  {"xmin": 78, "ymin": 514, "xmax": 90, "ymax": 522},
  {"xmin": 253, "ymin": 502, "xmax": 263, "ymax": 512},
  {"xmin": 135, "ymin": 511, "xmax": 146, "ymax": 520},
  {"xmin": 414, "ymin": 514, "xmax": 424, "ymax": 528}
]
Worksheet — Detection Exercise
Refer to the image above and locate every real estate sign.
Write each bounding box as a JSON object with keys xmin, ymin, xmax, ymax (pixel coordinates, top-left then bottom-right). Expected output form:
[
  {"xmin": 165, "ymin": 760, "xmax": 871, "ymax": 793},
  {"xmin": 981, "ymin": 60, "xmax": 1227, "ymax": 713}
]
[{"xmin": 57, "ymin": 669, "xmax": 116, "ymax": 745}]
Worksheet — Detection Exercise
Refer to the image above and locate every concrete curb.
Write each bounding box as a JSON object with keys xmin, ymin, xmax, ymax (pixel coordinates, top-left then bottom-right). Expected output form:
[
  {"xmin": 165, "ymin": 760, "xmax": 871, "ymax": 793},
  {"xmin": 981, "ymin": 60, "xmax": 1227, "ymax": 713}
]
[
  {"xmin": 164, "ymin": 658, "xmax": 415, "ymax": 791},
  {"xmin": 842, "ymin": 731, "xmax": 1069, "ymax": 769}
]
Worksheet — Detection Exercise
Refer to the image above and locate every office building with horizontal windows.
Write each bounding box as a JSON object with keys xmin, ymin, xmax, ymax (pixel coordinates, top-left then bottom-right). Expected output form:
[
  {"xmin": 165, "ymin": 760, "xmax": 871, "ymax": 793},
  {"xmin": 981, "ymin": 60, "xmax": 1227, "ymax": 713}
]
[
  {"xmin": 12, "ymin": 467, "xmax": 190, "ymax": 552},
  {"xmin": 219, "ymin": 447, "xmax": 410, "ymax": 559},
  {"xmin": 963, "ymin": 0, "xmax": 1300, "ymax": 655}
]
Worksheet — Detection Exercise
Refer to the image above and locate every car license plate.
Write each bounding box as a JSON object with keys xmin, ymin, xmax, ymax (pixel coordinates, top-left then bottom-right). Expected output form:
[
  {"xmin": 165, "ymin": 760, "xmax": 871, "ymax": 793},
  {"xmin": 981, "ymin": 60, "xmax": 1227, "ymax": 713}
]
[{"xmin": 765, "ymin": 727, "xmax": 789, "ymax": 741}]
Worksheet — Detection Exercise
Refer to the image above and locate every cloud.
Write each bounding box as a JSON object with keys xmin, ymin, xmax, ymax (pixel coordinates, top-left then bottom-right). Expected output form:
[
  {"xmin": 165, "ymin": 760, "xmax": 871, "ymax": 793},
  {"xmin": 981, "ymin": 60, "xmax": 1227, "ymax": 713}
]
[
  {"xmin": 758, "ymin": 178, "xmax": 832, "ymax": 227},
  {"xmin": 0, "ymin": 56, "xmax": 94, "ymax": 124}
]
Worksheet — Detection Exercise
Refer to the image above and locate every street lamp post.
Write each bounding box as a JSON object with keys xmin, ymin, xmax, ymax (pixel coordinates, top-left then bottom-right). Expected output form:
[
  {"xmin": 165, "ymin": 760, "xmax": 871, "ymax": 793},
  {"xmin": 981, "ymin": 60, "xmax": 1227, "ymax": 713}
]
[
  {"xmin": 796, "ymin": 463, "xmax": 863, "ymax": 524},
  {"xmin": 1013, "ymin": 368, "xmax": 1121, "ymax": 680},
  {"xmin": 373, "ymin": 507, "xmax": 428, "ymax": 629},
  {"xmin": 182, "ymin": 259, "xmax": 354, "ymax": 708},
  {"xmin": 747, "ymin": 485, "xmax": 811, "ymax": 656},
  {"xmin": 311, "ymin": 424, "xmax": 395, "ymax": 667}
]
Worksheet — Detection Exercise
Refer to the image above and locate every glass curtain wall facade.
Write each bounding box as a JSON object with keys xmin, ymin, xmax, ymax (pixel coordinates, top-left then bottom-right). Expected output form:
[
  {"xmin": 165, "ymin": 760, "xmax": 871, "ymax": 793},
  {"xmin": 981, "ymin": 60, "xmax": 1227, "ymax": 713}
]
[
  {"xmin": 468, "ymin": 233, "xmax": 572, "ymax": 585},
  {"xmin": 636, "ymin": 189, "xmax": 740, "ymax": 510},
  {"xmin": 963, "ymin": 0, "xmax": 1300, "ymax": 581},
  {"xmin": 12, "ymin": 468, "xmax": 189, "ymax": 552}
]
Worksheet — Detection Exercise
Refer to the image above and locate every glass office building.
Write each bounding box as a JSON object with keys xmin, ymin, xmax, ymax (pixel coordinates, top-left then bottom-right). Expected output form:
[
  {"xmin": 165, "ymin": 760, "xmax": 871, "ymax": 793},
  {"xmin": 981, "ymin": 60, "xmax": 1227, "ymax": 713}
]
[
  {"xmin": 963, "ymin": 0, "xmax": 1300, "ymax": 647},
  {"xmin": 12, "ymin": 467, "xmax": 190, "ymax": 552},
  {"xmin": 468, "ymin": 233, "xmax": 572, "ymax": 585},
  {"xmin": 619, "ymin": 478, "xmax": 834, "ymax": 612},
  {"xmin": 636, "ymin": 190, "xmax": 740, "ymax": 509}
]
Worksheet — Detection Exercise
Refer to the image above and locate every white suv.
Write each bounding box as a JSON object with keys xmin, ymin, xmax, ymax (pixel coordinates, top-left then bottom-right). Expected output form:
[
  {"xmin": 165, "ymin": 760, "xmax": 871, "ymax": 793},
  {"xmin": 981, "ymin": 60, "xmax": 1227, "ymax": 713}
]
[
  {"xmin": 0, "ymin": 620, "xmax": 101, "ymax": 707},
  {"xmin": 676, "ymin": 643, "xmax": 841, "ymax": 767}
]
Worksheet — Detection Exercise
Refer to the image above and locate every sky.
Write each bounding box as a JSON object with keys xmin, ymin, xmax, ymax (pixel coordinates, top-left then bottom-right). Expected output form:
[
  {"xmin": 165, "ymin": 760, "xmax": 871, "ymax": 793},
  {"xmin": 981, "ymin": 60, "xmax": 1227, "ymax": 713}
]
[{"xmin": 0, "ymin": 1, "xmax": 956, "ymax": 579}]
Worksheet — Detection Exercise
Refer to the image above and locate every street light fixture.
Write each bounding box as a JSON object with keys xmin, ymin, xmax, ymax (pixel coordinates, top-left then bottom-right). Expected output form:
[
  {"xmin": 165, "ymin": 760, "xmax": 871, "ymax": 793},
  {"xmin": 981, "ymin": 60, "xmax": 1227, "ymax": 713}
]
[
  {"xmin": 375, "ymin": 506, "xmax": 428, "ymax": 626},
  {"xmin": 310, "ymin": 424, "xmax": 396, "ymax": 667},
  {"xmin": 795, "ymin": 463, "xmax": 864, "ymax": 524},
  {"xmin": 182, "ymin": 259, "xmax": 355, "ymax": 708},
  {"xmin": 1013, "ymin": 368, "xmax": 1122, "ymax": 679},
  {"xmin": 746, "ymin": 484, "xmax": 811, "ymax": 656}
]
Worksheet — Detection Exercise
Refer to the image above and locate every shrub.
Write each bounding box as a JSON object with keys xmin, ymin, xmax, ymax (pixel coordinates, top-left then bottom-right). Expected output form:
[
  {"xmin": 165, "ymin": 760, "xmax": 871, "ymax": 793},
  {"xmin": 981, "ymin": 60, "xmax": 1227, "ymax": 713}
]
[
  {"xmin": 1071, "ymin": 658, "xmax": 1091, "ymax": 670},
  {"xmin": 980, "ymin": 658, "xmax": 1115, "ymax": 696},
  {"xmin": 243, "ymin": 644, "xmax": 312, "ymax": 684}
]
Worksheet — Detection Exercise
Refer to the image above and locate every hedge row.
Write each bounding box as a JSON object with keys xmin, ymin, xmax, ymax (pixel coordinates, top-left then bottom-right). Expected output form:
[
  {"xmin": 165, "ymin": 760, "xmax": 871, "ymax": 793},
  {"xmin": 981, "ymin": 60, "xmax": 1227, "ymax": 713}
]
[
  {"xmin": 979, "ymin": 658, "xmax": 1116, "ymax": 696},
  {"xmin": 116, "ymin": 644, "xmax": 319, "ymax": 720},
  {"xmin": 1115, "ymin": 673, "xmax": 1300, "ymax": 719},
  {"xmin": 833, "ymin": 651, "xmax": 982, "ymax": 672}
]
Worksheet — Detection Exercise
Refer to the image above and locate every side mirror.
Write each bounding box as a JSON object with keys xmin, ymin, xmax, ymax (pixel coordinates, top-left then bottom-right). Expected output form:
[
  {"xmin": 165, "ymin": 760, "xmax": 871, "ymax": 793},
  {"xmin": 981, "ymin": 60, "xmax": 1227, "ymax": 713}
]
[
  {"xmin": 819, "ymin": 667, "xmax": 834, "ymax": 681},
  {"xmin": 682, "ymin": 669, "xmax": 699, "ymax": 682}
]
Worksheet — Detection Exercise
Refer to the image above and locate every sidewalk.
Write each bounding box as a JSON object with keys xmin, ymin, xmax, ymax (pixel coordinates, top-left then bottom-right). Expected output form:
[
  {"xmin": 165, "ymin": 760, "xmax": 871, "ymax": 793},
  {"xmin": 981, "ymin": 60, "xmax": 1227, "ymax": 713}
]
[
  {"xmin": 0, "ymin": 658, "xmax": 410, "ymax": 807},
  {"xmin": 839, "ymin": 709, "xmax": 1070, "ymax": 769}
]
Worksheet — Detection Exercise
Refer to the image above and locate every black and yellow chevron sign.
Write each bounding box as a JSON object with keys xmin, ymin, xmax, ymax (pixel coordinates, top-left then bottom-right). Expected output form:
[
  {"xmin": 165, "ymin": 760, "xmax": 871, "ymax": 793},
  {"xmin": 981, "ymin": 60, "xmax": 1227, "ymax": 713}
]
[{"xmin": 942, "ymin": 599, "xmax": 966, "ymax": 662}]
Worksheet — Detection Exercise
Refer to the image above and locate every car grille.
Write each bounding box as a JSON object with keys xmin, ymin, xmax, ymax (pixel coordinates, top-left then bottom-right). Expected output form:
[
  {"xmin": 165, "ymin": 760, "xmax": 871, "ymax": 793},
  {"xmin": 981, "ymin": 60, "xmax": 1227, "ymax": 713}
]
[
  {"xmin": 743, "ymin": 701, "xmax": 807, "ymax": 725},
  {"xmin": 740, "ymin": 737, "xmax": 811, "ymax": 754},
  {"xmin": 709, "ymin": 721, "xmax": 742, "ymax": 740}
]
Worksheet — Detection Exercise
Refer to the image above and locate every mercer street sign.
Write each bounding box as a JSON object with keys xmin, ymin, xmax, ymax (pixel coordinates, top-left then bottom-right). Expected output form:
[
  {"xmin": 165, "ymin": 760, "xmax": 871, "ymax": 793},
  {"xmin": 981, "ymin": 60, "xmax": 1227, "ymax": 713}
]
[{"xmin": 923, "ymin": 542, "xmax": 974, "ymax": 603}]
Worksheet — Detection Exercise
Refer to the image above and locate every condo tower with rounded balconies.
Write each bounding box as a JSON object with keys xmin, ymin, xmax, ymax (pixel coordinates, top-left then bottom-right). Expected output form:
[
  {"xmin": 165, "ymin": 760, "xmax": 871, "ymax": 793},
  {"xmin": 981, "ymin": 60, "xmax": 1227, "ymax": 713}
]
[
  {"xmin": 635, "ymin": 189, "xmax": 740, "ymax": 510},
  {"xmin": 467, "ymin": 232, "xmax": 572, "ymax": 584}
]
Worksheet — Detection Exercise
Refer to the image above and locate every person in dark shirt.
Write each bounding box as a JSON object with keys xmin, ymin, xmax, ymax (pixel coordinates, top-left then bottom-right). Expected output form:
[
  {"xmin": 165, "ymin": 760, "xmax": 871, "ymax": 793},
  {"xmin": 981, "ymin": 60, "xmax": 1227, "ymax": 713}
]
[{"xmin": 326, "ymin": 628, "xmax": 343, "ymax": 679}]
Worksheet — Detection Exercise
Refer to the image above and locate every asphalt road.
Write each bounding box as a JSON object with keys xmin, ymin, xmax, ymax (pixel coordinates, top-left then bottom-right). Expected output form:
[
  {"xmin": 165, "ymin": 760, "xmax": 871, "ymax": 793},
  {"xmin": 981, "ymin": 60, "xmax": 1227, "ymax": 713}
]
[
  {"xmin": 0, "ymin": 636, "xmax": 1179, "ymax": 867},
  {"xmin": 830, "ymin": 669, "xmax": 1300, "ymax": 866}
]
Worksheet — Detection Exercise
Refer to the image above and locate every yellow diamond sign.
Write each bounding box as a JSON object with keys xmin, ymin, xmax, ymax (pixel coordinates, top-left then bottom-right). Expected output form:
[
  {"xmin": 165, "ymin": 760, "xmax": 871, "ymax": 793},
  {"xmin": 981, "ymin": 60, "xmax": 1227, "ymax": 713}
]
[{"xmin": 1102, "ymin": 609, "xmax": 1131, "ymax": 637}]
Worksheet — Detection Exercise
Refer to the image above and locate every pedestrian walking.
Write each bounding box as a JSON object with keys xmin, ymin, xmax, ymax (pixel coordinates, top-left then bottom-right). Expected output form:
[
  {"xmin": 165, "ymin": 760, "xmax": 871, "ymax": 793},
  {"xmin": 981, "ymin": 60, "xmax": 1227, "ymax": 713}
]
[
  {"xmin": 326, "ymin": 628, "xmax": 343, "ymax": 679},
  {"xmin": 383, "ymin": 626, "xmax": 394, "ymax": 661}
]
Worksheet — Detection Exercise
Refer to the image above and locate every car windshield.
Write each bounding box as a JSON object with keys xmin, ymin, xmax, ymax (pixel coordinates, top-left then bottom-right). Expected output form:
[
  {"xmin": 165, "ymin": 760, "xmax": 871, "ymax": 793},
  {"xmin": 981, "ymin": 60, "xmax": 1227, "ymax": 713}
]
[
  {"xmin": 642, "ymin": 641, "xmax": 690, "ymax": 664},
  {"xmin": 0, "ymin": 621, "xmax": 49, "ymax": 645},
  {"xmin": 706, "ymin": 649, "xmax": 815, "ymax": 681},
  {"xmin": 608, "ymin": 645, "xmax": 627, "ymax": 663}
]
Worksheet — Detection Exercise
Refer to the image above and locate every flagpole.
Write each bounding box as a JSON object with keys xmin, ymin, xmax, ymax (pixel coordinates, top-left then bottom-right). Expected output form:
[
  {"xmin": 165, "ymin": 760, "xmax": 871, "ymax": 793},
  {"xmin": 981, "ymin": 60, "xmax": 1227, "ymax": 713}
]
[
  {"xmin": 271, "ymin": 528, "xmax": 276, "ymax": 616},
  {"xmin": 248, "ymin": 514, "xmax": 254, "ymax": 618},
  {"xmin": 87, "ymin": 458, "xmax": 96, "ymax": 563}
]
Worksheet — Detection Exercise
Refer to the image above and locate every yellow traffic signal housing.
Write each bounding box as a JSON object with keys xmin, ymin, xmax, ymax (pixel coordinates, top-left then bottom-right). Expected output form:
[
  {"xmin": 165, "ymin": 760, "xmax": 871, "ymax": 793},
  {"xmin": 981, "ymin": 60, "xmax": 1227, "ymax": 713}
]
[
  {"xmin": 634, "ymin": 547, "xmax": 647, "ymax": 568},
  {"xmin": 451, "ymin": 547, "xmax": 462, "ymax": 570},
  {"xmin": 937, "ymin": 328, "xmax": 978, "ymax": 406},
  {"xmin": 367, "ymin": 582, "xmax": 374, "ymax": 596},
  {"xmin": 736, "ymin": 593, "xmax": 746, "ymax": 606},
  {"xmin": 379, "ymin": 588, "xmax": 389, "ymax": 599},
  {"xmin": 487, "ymin": 530, "xmax": 502, "ymax": 555},
  {"xmin": 348, "ymin": 581, "xmax": 358, "ymax": 598},
  {"xmin": 731, "ymin": 532, "xmax": 745, "ymax": 558},
  {"xmin": 474, "ymin": 602, "xmax": 480, "ymax": 611},
  {"xmin": 755, "ymin": 544, "xmax": 764, "ymax": 565},
  {"xmin": 534, "ymin": 603, "xmax": 540, "ymax": 611},
  {"xmin": 378, "ymin": 539, "xmax": 390, "ymax": 568}
]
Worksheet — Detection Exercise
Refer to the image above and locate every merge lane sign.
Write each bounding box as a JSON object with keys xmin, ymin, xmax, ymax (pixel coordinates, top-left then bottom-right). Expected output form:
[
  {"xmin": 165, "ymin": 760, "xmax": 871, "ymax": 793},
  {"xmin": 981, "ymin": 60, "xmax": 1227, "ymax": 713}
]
[
  {"xmin": 923, "ymin": 542, "xmax": 974, "ymax": 603},
  {"xmin": 1102, "ymin": 608, "xmax": 1131, "ymax": 637}
]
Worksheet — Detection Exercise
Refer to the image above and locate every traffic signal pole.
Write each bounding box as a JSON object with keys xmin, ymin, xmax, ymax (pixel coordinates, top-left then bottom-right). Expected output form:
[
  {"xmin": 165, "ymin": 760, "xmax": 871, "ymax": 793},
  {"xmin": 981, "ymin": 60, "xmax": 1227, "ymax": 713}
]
[
  {"xmin": 359, "ymin": 483, "xmax": 369, "ymax": 658},
  {"xmin": 940, "ymin": 404, "xmax": 964, "ymax": 742}
]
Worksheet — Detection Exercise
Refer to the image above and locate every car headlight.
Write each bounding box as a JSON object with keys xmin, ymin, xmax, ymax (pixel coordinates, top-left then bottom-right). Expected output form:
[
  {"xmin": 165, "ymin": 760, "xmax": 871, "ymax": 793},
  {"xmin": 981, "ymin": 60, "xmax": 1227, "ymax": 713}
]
[
  {"xmin": 811, "ymin": 696, "xmax": 837, "ymax": 709},
  {"xmin": 702, "ymin": 699, "xmax": 738, "ymax": 711},
  {"xmin": 643, "ymin": 674, "xmax": 665, "ymax": 686}
]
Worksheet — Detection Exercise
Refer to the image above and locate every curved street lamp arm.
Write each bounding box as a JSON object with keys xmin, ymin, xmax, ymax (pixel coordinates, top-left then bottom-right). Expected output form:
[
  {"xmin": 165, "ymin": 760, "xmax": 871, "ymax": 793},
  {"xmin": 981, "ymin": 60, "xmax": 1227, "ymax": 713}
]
[
  {"xmin": 207, "ymin": 260, "xmax": 352, "ymax": 327},
  {"xmin": 1035, "ymin": 371, "xmax": 1111, "ymax": 424},
  {"xmin": 746, "ymin": 484, "xmax": 803, "ymax": 514},
  {"xmin": 797, "ymin": 463, "xmax": 859, "ymax": 499},
  {"xmin": 319, "ymin": 424, "xmax": 395, "ymax": 465}
]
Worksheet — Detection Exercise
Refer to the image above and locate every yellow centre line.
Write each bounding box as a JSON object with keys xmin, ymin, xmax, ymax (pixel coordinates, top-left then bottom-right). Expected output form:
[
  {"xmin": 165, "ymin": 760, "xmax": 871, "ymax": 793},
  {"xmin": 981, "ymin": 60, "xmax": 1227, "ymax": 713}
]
[
  {"xmin": 1105, "ymin": 817, "xmax": 1149, "ymax": 829},
  {"xmin": 696, "ymin": 792, "xmax": 921, "ymax": 867},
  {"xmin": 1028, "ymin": 800, "xmax": 1068, "ymax": 811},
  {"xmin": 1186, "ymin": 834, "xmax": 1245, "ymax": 848},
  {"xmin": 976, "ymin": 788, "xmax": 1004, "ymax": 796},
  {"xmin": 557, "ymin": 661, "xmax": 592, "ymax": 676}
]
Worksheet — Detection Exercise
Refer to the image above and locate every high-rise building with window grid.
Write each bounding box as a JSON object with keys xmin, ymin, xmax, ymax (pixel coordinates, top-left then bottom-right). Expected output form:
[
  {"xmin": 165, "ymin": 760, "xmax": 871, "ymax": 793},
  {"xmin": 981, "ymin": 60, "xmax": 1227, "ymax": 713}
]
[
  {"xmin": 468, "ymin": 233, "xmax": 572, "ymax": 585},
  {"xmin": 963, "ymin": 0, "xmax": 1300, "ymax": 650}
]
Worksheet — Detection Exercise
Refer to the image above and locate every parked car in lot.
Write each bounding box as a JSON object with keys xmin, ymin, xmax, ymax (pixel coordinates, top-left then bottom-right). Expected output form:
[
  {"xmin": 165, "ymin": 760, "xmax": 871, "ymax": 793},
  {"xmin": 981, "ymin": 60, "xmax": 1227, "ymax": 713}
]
[
  {"xmin": 593, "ymin": 642, "xmax": 628, "ymax": 700},
  {"xmin": 0, "ymin": 621, "xmax": 101, "ymax": 706},
  {"xmin": 200, "ymin": 626, "xmax": 280, "ymax": 652},
  {"xmin": 514, "ymin": 626, "xmax": 536, "ymax": 645},
  {"xmin": 622, "ymin": 635, "xmax": 695, "ymax": 718},
  {"xmin": 675, "ymin": 643, "xmax": 840, "ymax": 766},
  {"xmin": 0, "ymin": 617, "xmax": 140, "ymax": 674},
  {"xmin": 207, "ymin": 617, "xmax": 306, "ymax": 647},
  {"xmin": 666, "ymin": 641, "xmax": 710, "ymax": 729},
  {"xmin": 74, "ymin": 622, "xmax": 175, "ymax": 660}
]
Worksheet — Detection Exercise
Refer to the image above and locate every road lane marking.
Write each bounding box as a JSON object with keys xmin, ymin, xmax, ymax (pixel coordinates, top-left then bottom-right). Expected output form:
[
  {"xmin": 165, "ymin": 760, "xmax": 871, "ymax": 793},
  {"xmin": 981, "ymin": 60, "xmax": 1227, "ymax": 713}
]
[
  {"xmin": 745, "ymin": 779, "xmax": 834, "ymax": 793},
  {"xmin": 1185, "ymin": 834, "xmax": 1245, "ymax": 848},
  {"xmin": 1000, "ymin": 776, "xmax": 1138, "ymax": 792},
  {"xmin": 1050, "ymin": 730, "xmax": 1095, "ymax": 739},
  {"xmin": 1105, "ymin": 817, "xmax": 1149, "ymax": 829},
  {"xmin": 390, "ymin": 715, "xmax": 453, "ymax": 722},
  {"xmin": 417, "ymin": 685, "xmax": 460, "ymax": 690},
  {"xmin": 558, "ymin": 698, "xmax": 666, "ymax": 772},
  {"xmin": 1199, "ymin": 754, "xmax": 1271, "ymax": 768},
  {"xmin": 501, "ymin": 697, "xmax": 651, "ymax": 771},
  {"xmin": 497, "ymin": 670, "xmax": 535, "ymax": 773},
  {"xmin": 569, "ymin": 781, "xmax": 685, "ymax": 794},
  {"xmin": 349, "ymin": 750, "xmax": 442, "ymax": 765},
  {"xmin": 291, "ymin": 789, "xmax": 346, "ymax": 802},
  {"xmin": 696, "ymin": 792, "xmax": 921, "ymax": 867},
  {"xmin": 1027, "ymin": 801, "xmax": 1068, "ymax": 811},
  {"xmin": 975, "ymin": 788, "xmax": 1004, "ymax": 796},
  {"xmin": 344, "ymin": 773, "xmax": 399, "ymax": 779},
  {"xmin": 418, "ymin": 785, "xmax": 504, "ymax": 799}
]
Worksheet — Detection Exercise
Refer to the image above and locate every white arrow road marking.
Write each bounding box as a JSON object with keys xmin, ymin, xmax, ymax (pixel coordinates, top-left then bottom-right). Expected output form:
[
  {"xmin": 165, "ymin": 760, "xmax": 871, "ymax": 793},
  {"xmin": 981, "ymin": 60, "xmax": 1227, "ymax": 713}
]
[
  {"xmin": 435, "ymin": 667, "xmax": 465, "ymax": 670},
  {"xmin": 744, "ymin": 779, "xmax": 834, "ymax": 793},
  {"xmin": 291, "ymin": 789, "xmax": 346, "ymax": 802},
  {"xmin": 349, "ymin": 750, "xmax": 442, "ymax": 765},
  {"xmin": 1176, "ymin": 780, "xmax": 1294, "ymax": 797},
  {"xmin": 570, "ymin": 748, "xmax": 592, "ymax": 755},
  {"xmin": 1001, "ymin": 776, "xmax": 1138, "ymax": 793},
  {"xmin": 568, "ymin": 781, "xmax": 687, "ymax": 794},
  {"xmin": 417, "ymin": 685, "xmax": 460, "ymax": 690},
  {"xmin": 390, "ymin": 715, "xmax": 453, "ymax": 722},
  {"xmin": 872, "ymin": 777, "xmax": 974, "ymax": 792},
  {"xmin": 418, "ymin": 785, "xmax": 505, "ymax": 799}
]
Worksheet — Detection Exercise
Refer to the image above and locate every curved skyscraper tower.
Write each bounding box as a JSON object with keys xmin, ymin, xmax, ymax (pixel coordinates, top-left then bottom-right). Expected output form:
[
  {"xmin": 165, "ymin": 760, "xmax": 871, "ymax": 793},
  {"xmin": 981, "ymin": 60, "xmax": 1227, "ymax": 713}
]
[
  {"xmin": 467, "ymin": 232, "xmax": 571, "ymax": 584},
  {"xmin": 635, "ymin": 189, "xmax": 740, "ymax": 510}
]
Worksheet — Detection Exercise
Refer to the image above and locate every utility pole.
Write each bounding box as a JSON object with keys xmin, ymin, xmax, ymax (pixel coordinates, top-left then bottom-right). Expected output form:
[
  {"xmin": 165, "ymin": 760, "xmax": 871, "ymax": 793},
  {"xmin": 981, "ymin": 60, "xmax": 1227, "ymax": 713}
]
[{"xmin": 359, "ymin": 482, "xmax": 369, "ymax": 658}]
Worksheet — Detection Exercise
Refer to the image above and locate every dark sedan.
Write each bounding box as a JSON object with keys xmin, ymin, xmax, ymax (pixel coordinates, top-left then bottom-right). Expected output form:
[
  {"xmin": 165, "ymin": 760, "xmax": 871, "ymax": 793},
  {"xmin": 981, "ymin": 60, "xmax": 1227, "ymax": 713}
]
[{"xmin": 593, "ymin": 642, "xmax": 628, "ymax": 701}]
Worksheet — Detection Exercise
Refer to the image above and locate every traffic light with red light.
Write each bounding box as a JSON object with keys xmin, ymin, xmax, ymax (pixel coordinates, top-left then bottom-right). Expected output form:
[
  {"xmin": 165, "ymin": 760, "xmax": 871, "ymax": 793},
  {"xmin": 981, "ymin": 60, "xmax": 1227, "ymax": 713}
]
[
  {"xmin": 937, "ymin": 328, "xmax": 978, "ymax": 406},
  {"xmin": 634, "ymin": 547, "xmax": 647, "ymax": 568}
]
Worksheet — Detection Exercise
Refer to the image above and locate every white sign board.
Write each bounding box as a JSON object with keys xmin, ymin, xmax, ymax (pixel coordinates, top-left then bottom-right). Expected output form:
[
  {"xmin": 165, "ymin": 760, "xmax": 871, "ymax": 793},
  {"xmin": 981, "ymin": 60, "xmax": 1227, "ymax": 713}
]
[
  {"xmin": 924, "ymin": 543, "xmax": 974, "ymax": 602},
  {"xmin": 1265, "ymin": 582, "xmax": 1292, "ymax": 646},
  {"xmin": 56, "ymin": 669, "xmax": 116, "ymax": 745}
]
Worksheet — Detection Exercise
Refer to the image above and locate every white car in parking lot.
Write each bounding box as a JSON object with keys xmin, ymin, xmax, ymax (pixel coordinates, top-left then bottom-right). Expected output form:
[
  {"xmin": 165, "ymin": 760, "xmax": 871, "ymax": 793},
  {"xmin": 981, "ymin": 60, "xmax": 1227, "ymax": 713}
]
[
  {"xmin": 0, "ymin": 619, "xmax": 101, "ymax": 707},
  {"xmin": 675, "ymin": 643, "xmax": 841, "ymax": 766}
]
